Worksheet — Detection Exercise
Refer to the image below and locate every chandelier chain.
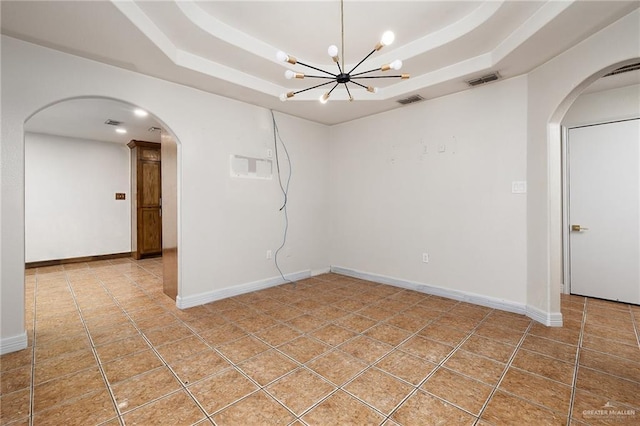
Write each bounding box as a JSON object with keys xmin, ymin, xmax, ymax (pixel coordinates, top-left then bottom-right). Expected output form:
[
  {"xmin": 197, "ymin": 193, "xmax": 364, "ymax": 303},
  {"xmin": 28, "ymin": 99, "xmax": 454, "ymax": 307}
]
[{"xmin": 341, "ymin": 0, "xmax": 345, "ymax": 71}]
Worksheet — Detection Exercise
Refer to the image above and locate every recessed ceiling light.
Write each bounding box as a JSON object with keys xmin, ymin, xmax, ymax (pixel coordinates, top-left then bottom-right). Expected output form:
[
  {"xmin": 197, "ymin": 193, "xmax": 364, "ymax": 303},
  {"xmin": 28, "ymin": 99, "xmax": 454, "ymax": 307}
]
[
  {"xmin": 116, "ymin": 128, "xmax": 127, "ymax": 134},
  {"xmin": 133, "ymin": 108, "xmax": 148, "ymax": 117}
]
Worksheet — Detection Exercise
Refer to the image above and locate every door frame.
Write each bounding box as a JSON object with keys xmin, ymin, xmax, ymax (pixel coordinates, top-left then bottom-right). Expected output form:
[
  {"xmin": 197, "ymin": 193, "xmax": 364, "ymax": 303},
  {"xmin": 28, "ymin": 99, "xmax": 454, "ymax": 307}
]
[{"xmin": 562, "ymin": 125, "xmax": 571, "ymax": 294}]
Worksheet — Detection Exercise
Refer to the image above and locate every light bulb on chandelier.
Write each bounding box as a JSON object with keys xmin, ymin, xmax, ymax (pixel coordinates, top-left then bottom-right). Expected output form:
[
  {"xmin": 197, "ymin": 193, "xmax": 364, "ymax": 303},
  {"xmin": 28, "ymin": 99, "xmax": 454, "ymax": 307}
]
[{"xmin": 380, "ymin": 31, "xmax": 395, "ymax": 47}]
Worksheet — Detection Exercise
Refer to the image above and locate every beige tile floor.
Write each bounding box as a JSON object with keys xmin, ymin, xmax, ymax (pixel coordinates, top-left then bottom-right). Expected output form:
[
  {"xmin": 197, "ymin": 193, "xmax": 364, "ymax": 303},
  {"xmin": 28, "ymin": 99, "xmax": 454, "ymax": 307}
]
[{"xmin": 1, "ymin": 258, "xmax": 639, "ymax": 425}]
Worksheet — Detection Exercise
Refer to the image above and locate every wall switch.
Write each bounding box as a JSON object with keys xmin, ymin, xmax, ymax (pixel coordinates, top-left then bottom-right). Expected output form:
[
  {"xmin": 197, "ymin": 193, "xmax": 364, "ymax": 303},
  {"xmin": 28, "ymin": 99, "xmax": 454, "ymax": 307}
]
[
  {"xmin": 266, "ymin": 250, "xmax": 272, "ymax": 260},
  {"xmin": 115, "ymin": 193, "xmax": 126, "ymax": 200},
  {"xmin": 422, "ymin": 253, "xmax": 429, "ymax": 263},
  {"xmin": 438, "ymin": 144, "xmax": 446, "ymax": 153}
]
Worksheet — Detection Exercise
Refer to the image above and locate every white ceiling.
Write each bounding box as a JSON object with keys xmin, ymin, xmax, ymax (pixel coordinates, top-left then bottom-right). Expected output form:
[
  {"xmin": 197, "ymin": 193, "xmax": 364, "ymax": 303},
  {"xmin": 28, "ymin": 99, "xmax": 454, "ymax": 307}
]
[
  {"xmin": 25, "ymin": 98, "xmax": 163, "ymax": 144},
  {"xmin": 2, "ymin": 1, "xmax": 639, "ymax": 143}
]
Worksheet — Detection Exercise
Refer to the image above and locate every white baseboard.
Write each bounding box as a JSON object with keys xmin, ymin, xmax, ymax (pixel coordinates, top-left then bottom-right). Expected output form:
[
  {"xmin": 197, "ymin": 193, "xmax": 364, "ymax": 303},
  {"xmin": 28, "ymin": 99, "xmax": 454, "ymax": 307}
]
[
  {"xmin": 331, "ymin": 265, "xmax": 563, "ymax": 326},
  {"xmin": 176, "ymin": 270, "xmax": 311, "ymax": 309},
  {"xmin": 526, "ymin": 304, "xmax": 564, "ymax": 327},
  {"xmin": 0, "ymin": 332, "xmax": 28, "ymax": 355}
]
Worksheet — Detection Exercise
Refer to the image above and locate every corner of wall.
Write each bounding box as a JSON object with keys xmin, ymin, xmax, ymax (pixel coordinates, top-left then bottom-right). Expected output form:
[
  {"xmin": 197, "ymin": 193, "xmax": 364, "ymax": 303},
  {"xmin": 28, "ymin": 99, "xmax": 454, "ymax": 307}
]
[
  {"xmin": 0, "ymin": 332, "xmax": 28, "ymax": 355},
  {"xmin": 526, "ymin": 305, "xmax": 564, "ymax": 327},
  {"xmin": 176, "ymin": 269, "xmax": 311, "ymax": 309}
]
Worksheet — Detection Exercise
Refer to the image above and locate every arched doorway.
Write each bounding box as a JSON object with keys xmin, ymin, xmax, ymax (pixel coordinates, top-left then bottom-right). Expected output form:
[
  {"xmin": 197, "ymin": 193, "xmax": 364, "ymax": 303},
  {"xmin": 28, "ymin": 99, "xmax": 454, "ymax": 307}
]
[
  {"xmin": 558, "ymin": 63, "xmax": 640, "ymax": 303},
  {"xmin": 546, "ymin": 59, "xmax": 640, "ymax": 313},
  {"xmin": 24, "ymin": 96, "xmax": 180, "ymax": 301}
]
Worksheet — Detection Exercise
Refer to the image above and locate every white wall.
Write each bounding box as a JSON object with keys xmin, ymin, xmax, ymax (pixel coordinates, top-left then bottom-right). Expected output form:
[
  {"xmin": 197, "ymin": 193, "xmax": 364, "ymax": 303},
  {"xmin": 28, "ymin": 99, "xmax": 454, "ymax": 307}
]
[
  {"xmin": 25, "ymin": 132, "xmax": 131, "ymax": 262},
  {"xmin": 329, "ymin": 76, "xmax": 528, "ymax": 305},
  {"xmin": 563, "ymin": 84, "xmax": 640, "ymax": 127},
  {"xmin": 1, "ymin": 36, "xmax": 331, "ymax": 353}
]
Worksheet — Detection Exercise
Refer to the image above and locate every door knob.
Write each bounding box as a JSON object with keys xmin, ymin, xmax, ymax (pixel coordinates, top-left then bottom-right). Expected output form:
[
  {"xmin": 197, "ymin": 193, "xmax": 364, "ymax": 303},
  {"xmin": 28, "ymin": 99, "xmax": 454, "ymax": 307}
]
[{"xmin": 571, "ymin": 224, "xmax": 589, "ymax": 232}]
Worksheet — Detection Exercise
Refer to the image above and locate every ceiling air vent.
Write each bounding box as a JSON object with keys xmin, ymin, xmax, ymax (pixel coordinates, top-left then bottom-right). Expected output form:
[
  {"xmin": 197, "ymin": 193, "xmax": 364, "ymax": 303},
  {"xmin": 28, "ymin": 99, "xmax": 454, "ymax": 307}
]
[
  {"xmin": 466, "ymin": 72, "xmax": 500, "ymax": 87},
  {"xmin": 396, "ymin": 94, "xmax": 424, "ymax": 105},
  {"xmin": 604, "ymin": 62, "xmax": 640, "ymax": 77},
  {"xmin": 104, "ymin": 119, "xmax": 123, "ymax": 126}
]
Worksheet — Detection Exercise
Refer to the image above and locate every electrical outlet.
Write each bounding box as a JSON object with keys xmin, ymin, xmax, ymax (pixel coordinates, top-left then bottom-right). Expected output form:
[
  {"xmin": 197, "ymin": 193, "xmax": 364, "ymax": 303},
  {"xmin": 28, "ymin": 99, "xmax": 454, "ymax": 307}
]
[
  {"xmin": 422, "ymin": 253, "xmax": 429, "ymax": 263},
  {"xmin": 266, "ymin": 250, "xmax": 272, "ymax": 260},
  {"xmin": 115, "ymin": 193, "xmax": 126, "ymax": 200},
  {"xmin": 266, "ymin": 148, "xmax": 273, "ymax": 158}
]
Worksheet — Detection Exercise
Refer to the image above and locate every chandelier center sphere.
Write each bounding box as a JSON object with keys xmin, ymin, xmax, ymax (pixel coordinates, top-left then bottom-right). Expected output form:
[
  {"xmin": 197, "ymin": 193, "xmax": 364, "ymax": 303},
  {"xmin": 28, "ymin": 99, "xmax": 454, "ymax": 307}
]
[{"xmin": 336, "ymin": 73, "xmax": 351, "ymax": 84}]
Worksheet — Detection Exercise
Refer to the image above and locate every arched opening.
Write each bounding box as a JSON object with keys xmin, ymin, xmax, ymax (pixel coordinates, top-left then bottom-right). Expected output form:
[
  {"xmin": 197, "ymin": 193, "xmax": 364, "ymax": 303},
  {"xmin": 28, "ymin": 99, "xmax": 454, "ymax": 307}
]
[
  {"xmin": 23, "ymin": 96, "xmax": 181, "ymax": 312},
  {"xmin": 547, "ymin": 59, "xmax": 640, "ymax": 311}
]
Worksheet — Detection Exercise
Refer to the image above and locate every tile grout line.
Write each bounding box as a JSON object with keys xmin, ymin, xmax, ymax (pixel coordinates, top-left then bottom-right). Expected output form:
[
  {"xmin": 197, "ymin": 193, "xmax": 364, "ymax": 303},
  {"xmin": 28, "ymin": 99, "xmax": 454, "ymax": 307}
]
[
  {"xmin": 382, "ymin": 305, "xmax": 502, "ymax": 424},
  {"xmin": 260, "ymin": 297, "xmax": 522, "ymax": 424},
  {"xmin": 366, "ymin": 308, "xmax": 468, "ymax": 423},
  {"xmin": 197, "ymin": 289, "xmax": 355, "ymax": 423},
  {"xmin": 28, "ymin": 273, "xmax": 39, "ymax": 426},
  {"xmin": 631, "ymin": 305, "xmax": 640, "ymax": 349},
  {"xmin": 566, "ymin": 297, "xmax": 588, "ymax": 426},
  {"xmin": 27, "ymin": 270, "xmax": 86, "ymax": 422},
  {"xmin": 92, "ymin": 261, "xmax": 212, "ymax": 424},
  {"xmin": 160, "ymin": 271, "xmax": 342, "ymax": 422},
  {"xmin": 78, "ymin": 260, "xmax": 178, "ymax": 421},
  {"xmin": 66, "ymin": 264, "xmax": 128, "ymax": 426},
  {"xmin": 173, "ymin": 291, "xmax": 309, "ymax": 420},
  {"xmin": 289, "ymin": 291, "xmax": 454, "ymax": 423},
  {"xmin": 202, "ymin": 291, "xmax": 361, "ymax": 422},
  {"xmin": 473, "ymin": 319, "xmax": 535, "ymax": 424},
  {"xmin": 199, "ymin": 286, "xmax": 441, "ymax": 423}
]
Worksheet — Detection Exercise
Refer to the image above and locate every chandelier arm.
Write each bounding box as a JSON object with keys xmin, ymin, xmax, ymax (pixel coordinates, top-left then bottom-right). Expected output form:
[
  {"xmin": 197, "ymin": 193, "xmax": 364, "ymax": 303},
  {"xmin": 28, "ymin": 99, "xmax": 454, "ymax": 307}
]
[
  {"xmin": 343, "ymin": 83, "xmax": 353, "ymax": 100},
  {"xmin": 296, "ymin": 60, "xmax": 337, "ymax": 77},
  {"xmin": 347, "ymin": 49, "xmax": 377, "ymax": 75},
  {"xmin": 350, "ymin": 68, "xmax": 381, "ymax": 77},
  {"xmin": 349, "ymin": 81, "xmax": 369, "ymax": 90},
  {"xmin": 304, "ymin": 75, "xmax": 338, "ymax": 79},
  {"xmin": 327, "ymin": 82, "xmax": 340, "ymax": 95},
  {"xmin": 351, "ymin": 75, "xmax": 406, "ymax": 79},
  {"xmin": 291, "ymin": 80, "xmax": 336, "ymax": 95}
]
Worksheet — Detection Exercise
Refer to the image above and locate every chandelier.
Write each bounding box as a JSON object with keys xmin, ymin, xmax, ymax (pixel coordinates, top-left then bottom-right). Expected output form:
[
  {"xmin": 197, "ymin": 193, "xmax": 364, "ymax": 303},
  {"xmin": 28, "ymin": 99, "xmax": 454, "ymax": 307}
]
[{"xmin": 276, "ymin": 0, "xmax": 409, "ymax": 103}]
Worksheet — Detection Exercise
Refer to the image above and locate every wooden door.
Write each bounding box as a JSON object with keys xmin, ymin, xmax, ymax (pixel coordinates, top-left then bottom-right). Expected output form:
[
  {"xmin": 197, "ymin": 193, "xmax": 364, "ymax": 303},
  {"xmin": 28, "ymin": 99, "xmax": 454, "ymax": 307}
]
[
  {"xmin": 138, "ymin": 154, "xmax": 162, "ymax": 256},
  {"xmin": 129, "ymin": 141, "xmax": 162, "ymax": 259}
]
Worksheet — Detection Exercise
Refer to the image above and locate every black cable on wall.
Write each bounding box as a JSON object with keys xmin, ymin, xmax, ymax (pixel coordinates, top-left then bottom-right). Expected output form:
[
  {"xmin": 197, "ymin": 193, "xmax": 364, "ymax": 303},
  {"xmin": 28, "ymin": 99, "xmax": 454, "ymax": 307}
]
[{"xmin": 270, "ymin": 110, "xmax": 296, "ymax": 287}]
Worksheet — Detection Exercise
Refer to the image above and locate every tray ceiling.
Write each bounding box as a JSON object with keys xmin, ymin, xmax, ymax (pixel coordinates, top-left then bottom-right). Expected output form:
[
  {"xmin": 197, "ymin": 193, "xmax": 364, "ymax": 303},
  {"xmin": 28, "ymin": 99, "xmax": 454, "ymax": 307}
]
[{"xmin": 2, "ymin": 1, "xmax": 639, "ymax": 126}]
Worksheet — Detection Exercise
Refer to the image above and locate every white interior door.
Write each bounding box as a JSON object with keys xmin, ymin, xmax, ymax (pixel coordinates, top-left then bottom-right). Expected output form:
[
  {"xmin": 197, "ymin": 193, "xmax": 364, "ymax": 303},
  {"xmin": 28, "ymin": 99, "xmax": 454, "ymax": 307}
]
[{"xmin": 568, "ymin": 119, "xmax": 640, "ymax": 304}]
